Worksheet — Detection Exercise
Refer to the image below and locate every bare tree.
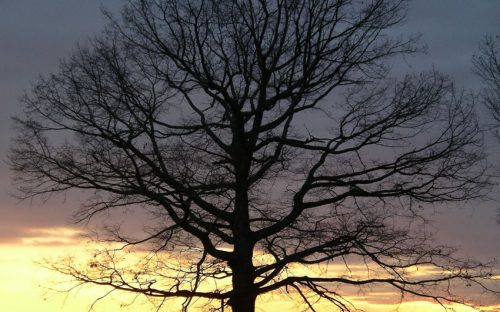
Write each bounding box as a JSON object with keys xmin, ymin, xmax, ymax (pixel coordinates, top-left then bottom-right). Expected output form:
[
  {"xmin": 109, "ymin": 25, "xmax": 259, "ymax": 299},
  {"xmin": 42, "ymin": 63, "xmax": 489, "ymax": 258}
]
[
  {"xmin": 474, "ymin": 35, "xmax": 500, "ymax": 124},
  {"xmin": 10, "ymin": 0, "xmax": 497, "ymax": 311},
  {"xmin": 474, "ymin": 35, "xmax": 500, "ymax": 223}
]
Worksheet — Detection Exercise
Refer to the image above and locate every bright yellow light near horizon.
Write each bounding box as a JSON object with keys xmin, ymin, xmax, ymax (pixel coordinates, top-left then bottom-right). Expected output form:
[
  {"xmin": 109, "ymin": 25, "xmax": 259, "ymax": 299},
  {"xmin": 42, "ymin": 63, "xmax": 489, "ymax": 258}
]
[
  {"xmin": 18, "ymin": 227, "xmax": 84, "ymax": 246},
  {"xmin": 0, "ymin": 227, "xmax": 497, "ymax": 312}
]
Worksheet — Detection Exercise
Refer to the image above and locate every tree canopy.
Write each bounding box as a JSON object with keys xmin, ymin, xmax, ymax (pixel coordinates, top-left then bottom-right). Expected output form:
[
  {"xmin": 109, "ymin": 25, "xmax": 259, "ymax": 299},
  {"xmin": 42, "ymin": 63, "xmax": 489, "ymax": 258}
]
[{"xmin": 10, "ymin": 0, "xmax": 496, "ymax": 311}]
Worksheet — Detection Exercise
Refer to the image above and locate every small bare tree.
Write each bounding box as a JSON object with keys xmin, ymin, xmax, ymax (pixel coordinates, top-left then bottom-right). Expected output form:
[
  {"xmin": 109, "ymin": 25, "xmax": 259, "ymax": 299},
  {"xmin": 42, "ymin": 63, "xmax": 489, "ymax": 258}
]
[
  {"xmin": 11, "ymin": 0, "xmax": 497, "ymax": 311},
  {"xmin": 474, "ymin": 35, "xmax": 500, "ymax": 224},
  {"xmin": 474, "ymin": 35, "xmax": 500, "ymax": 124}
]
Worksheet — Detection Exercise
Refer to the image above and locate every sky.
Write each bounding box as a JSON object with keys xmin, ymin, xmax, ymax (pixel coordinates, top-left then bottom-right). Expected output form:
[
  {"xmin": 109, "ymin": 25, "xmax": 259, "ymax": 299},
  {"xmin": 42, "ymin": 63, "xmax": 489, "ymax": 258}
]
[{"xmin": 0, "ymin": 1, "xmax": 500, "ymax": 311}]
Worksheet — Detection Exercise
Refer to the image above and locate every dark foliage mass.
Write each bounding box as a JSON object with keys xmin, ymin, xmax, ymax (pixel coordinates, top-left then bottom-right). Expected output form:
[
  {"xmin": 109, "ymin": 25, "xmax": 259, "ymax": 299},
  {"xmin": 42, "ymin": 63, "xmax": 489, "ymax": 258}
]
[{"xmin": 10, "ymin": 0, "xmax": 497, "ymax": 311}]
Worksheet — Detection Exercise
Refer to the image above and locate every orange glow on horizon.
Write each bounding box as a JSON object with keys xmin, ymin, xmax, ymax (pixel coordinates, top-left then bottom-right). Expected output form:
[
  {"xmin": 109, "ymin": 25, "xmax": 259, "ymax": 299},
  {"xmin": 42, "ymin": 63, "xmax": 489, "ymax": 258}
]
[{"xmin": 0, "ymin": 227, "xmax": 498, "ymax": 312}]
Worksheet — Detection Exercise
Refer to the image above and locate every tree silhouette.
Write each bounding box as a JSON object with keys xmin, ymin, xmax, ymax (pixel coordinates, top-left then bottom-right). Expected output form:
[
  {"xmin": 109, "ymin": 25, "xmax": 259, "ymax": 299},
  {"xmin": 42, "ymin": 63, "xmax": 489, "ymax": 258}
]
[
  {"xmin": 474, "ymin": 35, "xmax": 500, "ymax": 124},
  {"xmin": 11, "ymin": 0, "xmax": 497, "ymax": 311},
  {"xmin": 474, "ymin": 35, "xmax": 500, "ymax": 223}
]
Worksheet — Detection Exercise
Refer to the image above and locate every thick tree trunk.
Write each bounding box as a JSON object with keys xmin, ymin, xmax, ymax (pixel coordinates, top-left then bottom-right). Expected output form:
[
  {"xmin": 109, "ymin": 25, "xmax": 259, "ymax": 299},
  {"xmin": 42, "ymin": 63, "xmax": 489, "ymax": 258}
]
[
  {"xmin": 229, "ymin": 251, "xmax": 257, "ymax": 312},
  {"xmin": 230, "ymin": 183, "xmax": 256, "ymax": 311},
  {"xmin": 230, "ymin": 121, "xmax": 256, "ymax": 312},
  {"xmin": 230, "ymin": 198, "xmax": 256, "ymax": 312},
  {"xmin": 229, "ymin": 295, "xmax": 256, "ymax": 312},
  {"xmin": 229, "ymin": 285, "xmax": 256, "ymax": 312}
]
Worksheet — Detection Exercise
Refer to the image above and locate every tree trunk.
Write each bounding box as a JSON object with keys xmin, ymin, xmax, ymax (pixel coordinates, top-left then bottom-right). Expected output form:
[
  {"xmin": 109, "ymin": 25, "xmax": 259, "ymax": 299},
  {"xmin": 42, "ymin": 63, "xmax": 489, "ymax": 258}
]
[
  {"xmin": 230, "ymin": 125, "xmax": 256, "ymax": 311},
  {"xmin": 230, "ymin": 186, "xmax": 256, "ymax": 312},
  {"xmin": 229, "ymin": 206, "xmax": 256, "ymax": 312},
  {"xmin": 229, "ymin": 289, "xmax": 256, "ymax": 312},
  {"xmin": 229, "ymin": 253, "xmax": 257, "ymax": 312}
]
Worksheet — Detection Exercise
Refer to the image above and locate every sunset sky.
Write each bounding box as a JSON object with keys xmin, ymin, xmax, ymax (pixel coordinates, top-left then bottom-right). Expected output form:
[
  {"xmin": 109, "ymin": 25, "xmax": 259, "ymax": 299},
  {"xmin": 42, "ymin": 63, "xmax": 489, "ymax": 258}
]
[{"xmin": 1, "ymin": 1, "xmax": 500, "ymax": 311}]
